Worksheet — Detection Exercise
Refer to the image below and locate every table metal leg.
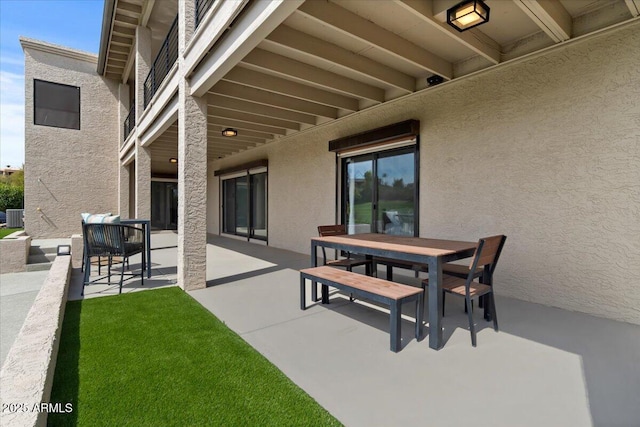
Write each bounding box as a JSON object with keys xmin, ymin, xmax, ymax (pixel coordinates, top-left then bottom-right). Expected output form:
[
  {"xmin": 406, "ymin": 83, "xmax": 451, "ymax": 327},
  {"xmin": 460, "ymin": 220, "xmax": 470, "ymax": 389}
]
[
  {"xmin": 300, "ymin": 275, "xmax": 306, "ymax": 310},
  {"xmin": 428, "ymin": 257, "xmax": 443, "ymax": 350},
  {"xmin": 311, "ymin": 243, "xmax": 318, "ymax": 302},
  {"xmin": 145, "ymin": 223, "xmax": 151, "ymax": 278},
  {"xmin": 416, "ymin": 293, "xmax": 424, "ymax": 341}
]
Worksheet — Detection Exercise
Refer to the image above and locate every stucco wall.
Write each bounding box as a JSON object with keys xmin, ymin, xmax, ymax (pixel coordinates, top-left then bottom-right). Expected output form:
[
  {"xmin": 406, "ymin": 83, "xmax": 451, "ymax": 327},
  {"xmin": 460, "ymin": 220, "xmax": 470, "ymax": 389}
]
[
  {"xmin": 209, "ymin": 24, "xmax": 640, "ymax": 324},
  {"xmin": 23, "ymin": 40, "xmax": 120, "ymax": 238}
]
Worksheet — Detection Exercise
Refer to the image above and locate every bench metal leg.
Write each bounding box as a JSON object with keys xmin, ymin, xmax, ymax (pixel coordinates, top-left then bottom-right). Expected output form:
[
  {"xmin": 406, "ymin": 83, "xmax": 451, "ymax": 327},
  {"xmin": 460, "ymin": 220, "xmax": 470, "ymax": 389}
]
[
  {"xmin": 321, "ymin": 284, "xmax": 329, "ymax": 304},
  {"xmin": 311, "ymin": 281, "xmax": 318, "ymax": 302},
  {"xmin": 390, "ymin": 302, "xmax": 402, "ymax": 352},
  {"xmin": 416, "ymin": 293, "xmax": 424, "ymax": 341},
  {"xmin": 300, "ymin": 276, "xmax": 306, "ymax": 310}
]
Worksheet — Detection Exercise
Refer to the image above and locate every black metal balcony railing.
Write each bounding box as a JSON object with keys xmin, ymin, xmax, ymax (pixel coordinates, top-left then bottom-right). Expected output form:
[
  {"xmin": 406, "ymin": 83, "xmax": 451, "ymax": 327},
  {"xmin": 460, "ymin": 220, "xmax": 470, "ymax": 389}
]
[
  {"xmin": 123, "ymin": 105, "xmax": 135, "ymax": 142},
  {"xmin": 195, "ymin": 0, "xmax": 215, "ymax": 28},
  {"xmin": 143, "ymin": 15, "xmax": 178, "ymax": 109}
]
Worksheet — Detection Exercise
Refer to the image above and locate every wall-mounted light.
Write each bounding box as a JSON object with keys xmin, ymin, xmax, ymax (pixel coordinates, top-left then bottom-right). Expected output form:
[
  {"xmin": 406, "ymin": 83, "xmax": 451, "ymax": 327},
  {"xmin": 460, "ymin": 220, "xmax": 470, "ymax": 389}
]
[
  {"xmin": 447, "ymin": 0, "xmax": 490, "ymax": 32},
  {"xmin": 222, "ymin": 128, "xmax": 238, "ymax": 137},
  {"xmin": 169, "ymin": 158, "xmax": 178, "ymax": 163}
]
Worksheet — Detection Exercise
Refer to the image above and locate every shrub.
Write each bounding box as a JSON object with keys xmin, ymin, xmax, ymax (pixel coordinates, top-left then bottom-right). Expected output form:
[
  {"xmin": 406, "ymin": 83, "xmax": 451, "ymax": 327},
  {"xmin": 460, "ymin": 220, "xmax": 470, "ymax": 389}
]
[{"xmin": 0, "ymin": 183, "xmax": 24, "ymax": 211}]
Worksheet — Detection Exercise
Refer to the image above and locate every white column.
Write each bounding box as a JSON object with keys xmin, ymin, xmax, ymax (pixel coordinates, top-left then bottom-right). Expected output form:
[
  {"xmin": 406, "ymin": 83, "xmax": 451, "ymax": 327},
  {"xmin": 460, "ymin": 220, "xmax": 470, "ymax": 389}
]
[
  {"xmin": 118, "ymin": 164, "xmax": 130, "ymax": 219},
  {"xmin": 177, "ymin": 0, "xmax": 208, "ymax": 290},
  {"xmin": 118, "ymin": 83, "xmax": 130, "ymax": 218},
  {"xmin": 134, "ymin": 25, "xmax": 152, "ymax": 219}
]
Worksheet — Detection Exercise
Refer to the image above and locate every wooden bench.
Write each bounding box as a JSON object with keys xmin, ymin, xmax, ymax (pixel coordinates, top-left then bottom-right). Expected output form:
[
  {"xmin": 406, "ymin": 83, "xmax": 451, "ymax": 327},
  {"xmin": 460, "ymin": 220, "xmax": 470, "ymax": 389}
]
[{"xmin": 300, "ymin": 266, "xmax": 424, "ymax": 352}]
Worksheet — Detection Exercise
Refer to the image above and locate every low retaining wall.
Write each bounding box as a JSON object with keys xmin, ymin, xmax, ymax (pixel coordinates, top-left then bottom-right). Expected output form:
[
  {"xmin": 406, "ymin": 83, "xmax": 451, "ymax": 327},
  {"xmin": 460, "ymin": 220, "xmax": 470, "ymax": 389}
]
[
  {"xmin": 0, "ymin": 231, "xmax": 31, "ymax": 274},
  {"xmin": 0, "ymin": 255, "xmax": 72, "ymax": 427}
]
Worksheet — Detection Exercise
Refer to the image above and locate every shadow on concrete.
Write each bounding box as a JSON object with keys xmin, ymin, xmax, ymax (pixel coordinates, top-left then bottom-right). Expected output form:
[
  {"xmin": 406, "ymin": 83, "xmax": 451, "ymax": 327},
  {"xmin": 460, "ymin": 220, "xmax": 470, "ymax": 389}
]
[{"xmin": 201, "ymin": 234, "xmax": 640, "ymax": 426}]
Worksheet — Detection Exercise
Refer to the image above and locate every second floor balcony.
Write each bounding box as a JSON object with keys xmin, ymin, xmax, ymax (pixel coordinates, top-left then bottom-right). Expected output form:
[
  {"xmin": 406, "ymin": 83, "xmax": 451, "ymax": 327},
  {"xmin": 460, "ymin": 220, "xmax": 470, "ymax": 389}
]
[{"xmin": 143, "ymin": 15, "xmax": 178, "ymax": 109}]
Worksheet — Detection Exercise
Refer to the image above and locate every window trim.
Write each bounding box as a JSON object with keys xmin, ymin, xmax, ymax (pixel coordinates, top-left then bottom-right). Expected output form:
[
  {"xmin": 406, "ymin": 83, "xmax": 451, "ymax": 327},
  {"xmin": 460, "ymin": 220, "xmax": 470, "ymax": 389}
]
[{"xmin": 33, "ymin": 79, "xmax": 81, "ymax": 130}]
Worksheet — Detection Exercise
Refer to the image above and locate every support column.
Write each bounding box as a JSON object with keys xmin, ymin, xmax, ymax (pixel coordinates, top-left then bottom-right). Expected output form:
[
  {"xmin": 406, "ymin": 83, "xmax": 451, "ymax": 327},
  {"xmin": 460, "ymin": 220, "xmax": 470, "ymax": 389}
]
[
  {"xmin": 118, "ymin": 83, "xmax": 130, "ymax": 218},
  {"xmin": 118, "ymin": 164, "xmax": 130, "ymax": 219},
  {"xmin": 134, "ymin": 26, "xmax": 152, "ymax": 219},
  {"xmin": 177, "ymin": 0, "xmax": 208, "ymax": 291}
]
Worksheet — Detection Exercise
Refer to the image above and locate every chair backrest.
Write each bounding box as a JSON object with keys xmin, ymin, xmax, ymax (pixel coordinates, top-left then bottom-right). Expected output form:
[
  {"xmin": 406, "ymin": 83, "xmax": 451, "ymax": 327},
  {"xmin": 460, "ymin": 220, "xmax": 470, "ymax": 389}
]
[
  {"xmin": 318, "ymin": 224, "xmax": 347, "ymax": 237},
  {"xmin": 468, "ymin": 235, "xmax": 507, "ymax": 276},
  {"xmin": 83, "ymin": 223, "xmax": 127, "ymax": 258}
]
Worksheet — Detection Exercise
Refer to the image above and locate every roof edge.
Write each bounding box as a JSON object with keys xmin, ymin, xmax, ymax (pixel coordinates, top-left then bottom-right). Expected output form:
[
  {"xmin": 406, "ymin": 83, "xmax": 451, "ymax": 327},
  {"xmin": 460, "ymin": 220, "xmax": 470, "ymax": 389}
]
[
  {"xmin": 97, "ymin": 0, "xmax": 116, "ymax": 75},
  {"xmin": 19, "ymin": 37, "xmax": 98, "ymax": 64}
]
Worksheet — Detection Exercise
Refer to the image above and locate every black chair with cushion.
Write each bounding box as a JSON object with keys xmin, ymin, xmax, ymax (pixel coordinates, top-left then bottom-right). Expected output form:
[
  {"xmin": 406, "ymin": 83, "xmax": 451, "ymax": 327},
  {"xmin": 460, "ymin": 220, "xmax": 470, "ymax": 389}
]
[
  {"xmin": 81, "ymin": 223, "xmax": 145, "ymax": 296},
  {"xmin": 421, "ymin": 235, "xmax": 506, "ymax": 346}
]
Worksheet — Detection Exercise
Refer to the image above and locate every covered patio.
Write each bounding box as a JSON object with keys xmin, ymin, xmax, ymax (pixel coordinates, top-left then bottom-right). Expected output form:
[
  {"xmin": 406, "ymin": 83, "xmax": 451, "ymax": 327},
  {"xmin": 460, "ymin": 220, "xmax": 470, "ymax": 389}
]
[{"xmin": 71, "ymin": 231, "xmax": 640, "ymax": 426}]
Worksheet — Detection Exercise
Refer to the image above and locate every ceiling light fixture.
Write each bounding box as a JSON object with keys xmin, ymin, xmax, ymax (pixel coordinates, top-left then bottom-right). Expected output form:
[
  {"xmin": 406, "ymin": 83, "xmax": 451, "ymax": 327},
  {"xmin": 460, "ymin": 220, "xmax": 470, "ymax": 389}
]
[
  {"xmin": 447, "ymin": 0, "xmax": 490, "ymax": 32},
  {"xmin": 169, "ymin": 158, "xmax": 178, "ymax": 163},
  {"xmin": 222, "ymin": 128, "xmax": 238, "ymax": 137}
]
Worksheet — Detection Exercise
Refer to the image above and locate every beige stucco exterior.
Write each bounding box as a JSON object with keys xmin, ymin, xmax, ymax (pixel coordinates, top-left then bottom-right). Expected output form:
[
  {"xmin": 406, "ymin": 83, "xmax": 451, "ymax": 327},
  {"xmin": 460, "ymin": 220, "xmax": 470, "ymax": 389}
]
[
  {"xmin": 22, "ymin": 39, "xmax": 120, "ymax": 238},
  {"xmin": 209, "ymin": 25, "xmax": 640, "ymax": 325},
  {"xmin": 19, "ymin": 13, "xmax": 639, "ymax": 326}
]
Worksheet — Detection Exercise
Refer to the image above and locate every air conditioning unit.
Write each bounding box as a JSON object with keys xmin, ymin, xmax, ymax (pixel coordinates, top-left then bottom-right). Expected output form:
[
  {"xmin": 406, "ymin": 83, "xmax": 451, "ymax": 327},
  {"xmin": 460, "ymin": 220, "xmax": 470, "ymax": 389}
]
[{"xmin": 6, "ymin": 209, "xmax": 24, "ymax": 228}]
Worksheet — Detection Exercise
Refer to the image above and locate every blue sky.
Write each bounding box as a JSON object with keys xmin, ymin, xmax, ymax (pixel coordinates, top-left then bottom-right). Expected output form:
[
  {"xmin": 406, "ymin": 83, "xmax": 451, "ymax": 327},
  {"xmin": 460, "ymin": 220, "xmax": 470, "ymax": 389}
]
[{"xmin": 0, "ymin": 0, "xmax": 103, "ymax": 169}]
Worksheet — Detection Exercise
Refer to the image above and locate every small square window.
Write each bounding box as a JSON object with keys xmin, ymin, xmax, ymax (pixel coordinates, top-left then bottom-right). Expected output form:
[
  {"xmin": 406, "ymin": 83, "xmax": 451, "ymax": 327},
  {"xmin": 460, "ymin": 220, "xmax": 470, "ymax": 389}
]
[{"xmin": 34, "ymin": 79, "xmax": 80, "ymax": 130}]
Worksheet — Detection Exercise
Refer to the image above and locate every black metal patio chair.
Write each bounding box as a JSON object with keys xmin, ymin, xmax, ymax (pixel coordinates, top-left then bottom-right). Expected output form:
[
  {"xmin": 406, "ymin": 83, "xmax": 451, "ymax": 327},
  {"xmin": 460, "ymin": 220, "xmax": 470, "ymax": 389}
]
[
  {"xmin": 81, "ymin": 223, "xmax": 145, "ymax": 296},
  {"xmin": 422, "ymin": 235, "xmax": 506, "ymax": 346}
]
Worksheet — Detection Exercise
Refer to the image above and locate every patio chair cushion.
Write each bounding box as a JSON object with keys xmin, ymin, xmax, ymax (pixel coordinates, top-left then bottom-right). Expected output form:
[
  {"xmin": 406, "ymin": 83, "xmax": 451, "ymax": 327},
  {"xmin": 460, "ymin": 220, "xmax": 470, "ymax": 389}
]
[{"xmin": 82, "ymin": 213, "xmax": 120, "ymax": 224}]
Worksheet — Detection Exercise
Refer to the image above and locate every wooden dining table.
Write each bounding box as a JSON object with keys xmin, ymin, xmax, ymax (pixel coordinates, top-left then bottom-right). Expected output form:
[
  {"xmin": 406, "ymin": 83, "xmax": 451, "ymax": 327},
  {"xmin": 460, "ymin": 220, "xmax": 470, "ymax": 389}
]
[{"xmin": 310, "ymin": 233, "xmax": 477, "ymax": 350}]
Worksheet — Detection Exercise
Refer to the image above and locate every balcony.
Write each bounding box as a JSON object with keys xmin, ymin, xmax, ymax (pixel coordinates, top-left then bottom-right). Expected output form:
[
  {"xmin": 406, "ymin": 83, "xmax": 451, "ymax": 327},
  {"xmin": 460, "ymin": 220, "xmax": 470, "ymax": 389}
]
[
  {"xmin": 143, "ymin": 15, "xmax": 178, "ymax": 109},
  {"xmin": 123, "ymin": 105, "xmax": 135, "ymax": 143},
  {"xmin": 195, "ymin": 0, "xmax": 215, "ymax": 28}
]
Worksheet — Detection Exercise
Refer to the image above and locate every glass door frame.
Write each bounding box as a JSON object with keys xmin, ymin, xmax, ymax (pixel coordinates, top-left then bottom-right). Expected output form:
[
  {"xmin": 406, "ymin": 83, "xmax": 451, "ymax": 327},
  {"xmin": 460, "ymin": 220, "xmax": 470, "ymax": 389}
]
[
  {"xmin": 220, "ymin": 169, "xmax": 268, "ymax": 243},
  {"xmin": 340, "ymin": 143, "xmax": 419, "ymax": 236}
]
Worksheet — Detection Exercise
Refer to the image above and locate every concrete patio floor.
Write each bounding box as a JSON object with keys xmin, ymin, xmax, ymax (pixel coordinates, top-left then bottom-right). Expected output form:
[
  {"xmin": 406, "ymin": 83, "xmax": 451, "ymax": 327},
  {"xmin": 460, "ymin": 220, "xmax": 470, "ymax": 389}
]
[{"xmin": 70, "ymin": 232, "xmax": 640, "ymax": 426}]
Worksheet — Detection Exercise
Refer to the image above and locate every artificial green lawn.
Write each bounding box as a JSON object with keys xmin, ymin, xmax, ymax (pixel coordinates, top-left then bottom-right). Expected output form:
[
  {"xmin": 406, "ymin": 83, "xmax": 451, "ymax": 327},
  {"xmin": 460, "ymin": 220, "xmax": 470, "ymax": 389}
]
[
  {"xmin": 48, "ymin": 287, "xmax": 341, "ymax": 427},
  {"xmin": 0, "ymin": 228, "xmax": 23, "ymax": 239}
]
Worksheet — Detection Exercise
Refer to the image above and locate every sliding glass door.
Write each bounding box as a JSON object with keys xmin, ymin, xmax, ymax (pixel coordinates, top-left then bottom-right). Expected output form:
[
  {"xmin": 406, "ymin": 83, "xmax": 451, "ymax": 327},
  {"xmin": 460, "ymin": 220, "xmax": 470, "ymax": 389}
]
[
  {"xmin": 222, "ymin": 172, "xmax": 267, "ymax": 241},
  {"xmin": 343, "ymin": 146, "xmax": 417, "ymax": 236},
  {"xmin": 151, "ymin": 181, "xmax": 178, "ymax": 230}
]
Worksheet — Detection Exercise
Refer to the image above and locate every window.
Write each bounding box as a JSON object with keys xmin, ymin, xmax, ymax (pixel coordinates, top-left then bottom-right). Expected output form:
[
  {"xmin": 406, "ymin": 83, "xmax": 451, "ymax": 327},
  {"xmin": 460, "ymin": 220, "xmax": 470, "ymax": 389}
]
[
  {"xmin": 331, "ymin": 120, "xmax": 420, "ymax": 236},
  {"xmin": 34, "ymin": 79, "xmax": 80, "ymax": 130},
  {"xmin": 342, "ymin": 146, "xmax": 418, "ymax": 236}
]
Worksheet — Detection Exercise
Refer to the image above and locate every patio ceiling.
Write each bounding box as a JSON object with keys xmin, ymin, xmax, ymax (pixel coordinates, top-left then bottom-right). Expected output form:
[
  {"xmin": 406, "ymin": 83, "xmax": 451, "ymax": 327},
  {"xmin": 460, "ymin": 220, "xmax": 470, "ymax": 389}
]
[
  {"xmin": 142, "ymin": 0, "xmax": 637, "ymax": 169},
  {"xmin": 196, "ymin": 0, "xmax": 637, "ymax": 160}
]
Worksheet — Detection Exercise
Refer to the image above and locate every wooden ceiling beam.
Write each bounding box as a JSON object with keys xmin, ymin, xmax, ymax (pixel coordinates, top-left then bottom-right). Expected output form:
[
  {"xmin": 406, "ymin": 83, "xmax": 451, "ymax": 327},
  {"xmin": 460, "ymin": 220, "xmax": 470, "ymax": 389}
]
[
  {"xmin": 514, "ymin": 0, "xmax": 572, "ymax": 42},
  {"xmin": 210, "ymin": 81, "xmax": 339, "ymax": 119},
  {"xmin": 208, "ymin": 124, "xmax": 274, "ymax": 140},
  {"xmin": 297, "ymin": 1, "xmax": 452, "ymax": 79},
  {"xmin": 209, "ymin": 106, "xmax": 301, "ymax": 131},
  {"xmin": 208, "ymin": 94, "xmax": 317, "ymax": 125},
  {"xmin": 242, "ymin": 49, "xmax": 385, "ymax": 103},
  {"xmin": 224, "ymin": 67, "xmax": 359, "ymax": 111},
  {"xmin": 207, "ymin": 116, "xmax": 288, "ymax": 136},
  {"xmin": 395, "ymin": 0, "xmax": 500, "ymax": 65},
  {"xmin": 264, "ymin": 26, "xmax": 415, "ymax": 93}
]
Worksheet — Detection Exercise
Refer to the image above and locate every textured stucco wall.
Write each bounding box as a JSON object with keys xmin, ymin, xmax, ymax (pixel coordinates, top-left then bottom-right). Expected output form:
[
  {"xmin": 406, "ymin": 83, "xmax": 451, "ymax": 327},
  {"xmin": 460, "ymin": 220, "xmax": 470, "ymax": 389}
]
[
  {"xmin": 23, "ymin": 41, "xmax": 120, "ymax": 238},
  {"xmin": 209, "ymin": 24, "xmax": 640, "ymax": 324},
  {"xmin": 0, "ymin": 255, "xmax": 71, "ymax": 427},
  {"xmin": 0, "ymin": 235, "xmax": 31, "ymax": 274}
]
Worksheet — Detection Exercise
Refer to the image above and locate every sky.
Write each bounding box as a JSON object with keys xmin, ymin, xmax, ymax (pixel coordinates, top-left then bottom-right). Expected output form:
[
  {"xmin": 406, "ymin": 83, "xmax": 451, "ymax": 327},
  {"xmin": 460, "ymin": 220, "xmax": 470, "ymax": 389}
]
[{"xmin": 0, "ymin": 0, "xmax": 103, "ymax": 169}]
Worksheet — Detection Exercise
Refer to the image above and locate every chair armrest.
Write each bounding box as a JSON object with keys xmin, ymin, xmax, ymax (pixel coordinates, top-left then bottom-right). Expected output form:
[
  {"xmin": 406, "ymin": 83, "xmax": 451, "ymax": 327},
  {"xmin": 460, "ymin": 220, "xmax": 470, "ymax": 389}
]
[{"xmin": 122, "ymin": 225, "xmax": 145, "ymax": 244}]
